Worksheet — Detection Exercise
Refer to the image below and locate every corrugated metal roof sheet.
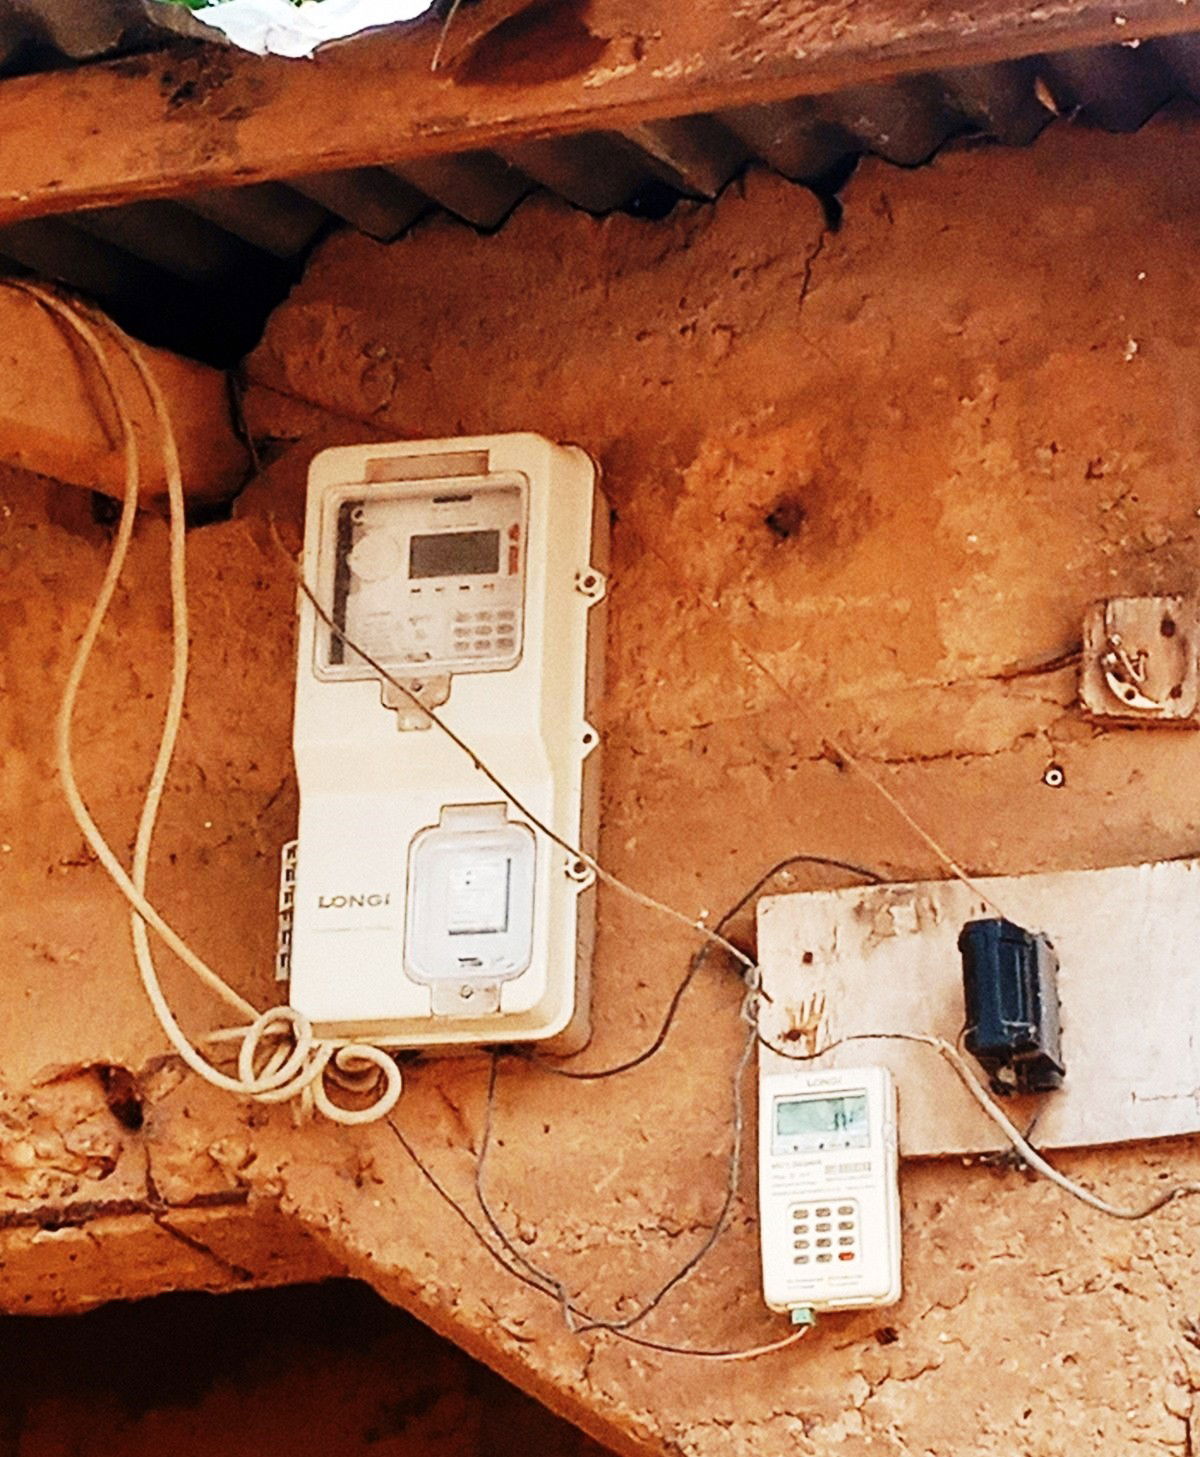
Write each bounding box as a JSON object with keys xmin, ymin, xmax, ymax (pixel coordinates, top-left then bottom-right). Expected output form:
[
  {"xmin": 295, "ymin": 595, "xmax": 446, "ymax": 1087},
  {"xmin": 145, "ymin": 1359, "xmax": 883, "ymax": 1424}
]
[
  {"xmin": 1, "ymin": 3, "xmax": 1198, "ymax": 361},
  {"xmin": 0, "ymin": 0, "xmax": 158, "ymax": 72}
]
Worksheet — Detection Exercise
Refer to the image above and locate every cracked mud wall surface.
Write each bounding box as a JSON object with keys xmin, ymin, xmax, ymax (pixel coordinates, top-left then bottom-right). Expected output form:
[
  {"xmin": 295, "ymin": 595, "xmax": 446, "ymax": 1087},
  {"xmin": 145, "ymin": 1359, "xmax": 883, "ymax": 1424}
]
[{"xmin": 6, "ymin": 106, "xmax": 1200, "ymax": 1455}]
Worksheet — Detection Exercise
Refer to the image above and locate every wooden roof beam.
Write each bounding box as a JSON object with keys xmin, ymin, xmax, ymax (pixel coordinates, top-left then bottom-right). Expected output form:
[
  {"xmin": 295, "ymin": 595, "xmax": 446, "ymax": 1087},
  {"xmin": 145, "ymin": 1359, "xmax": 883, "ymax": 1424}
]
[{"xmin": 1, "ymin": 0, "xmax": 1200, "ymax": 224}]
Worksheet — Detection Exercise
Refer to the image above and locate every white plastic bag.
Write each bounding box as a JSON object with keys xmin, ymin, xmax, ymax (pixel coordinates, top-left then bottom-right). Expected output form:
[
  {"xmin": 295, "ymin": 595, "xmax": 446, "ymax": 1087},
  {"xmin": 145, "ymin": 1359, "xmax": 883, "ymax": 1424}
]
[{"xmin": 184, "ymin": 0, "xmax": 436, "ymax": 58}]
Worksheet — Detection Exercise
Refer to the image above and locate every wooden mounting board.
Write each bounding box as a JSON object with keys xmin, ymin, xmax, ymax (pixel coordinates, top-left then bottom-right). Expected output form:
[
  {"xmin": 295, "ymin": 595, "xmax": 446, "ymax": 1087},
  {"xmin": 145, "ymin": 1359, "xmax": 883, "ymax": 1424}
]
[{"xmin": 756, "ymin": 860, "xmax": 1200, "ymax": 1158}]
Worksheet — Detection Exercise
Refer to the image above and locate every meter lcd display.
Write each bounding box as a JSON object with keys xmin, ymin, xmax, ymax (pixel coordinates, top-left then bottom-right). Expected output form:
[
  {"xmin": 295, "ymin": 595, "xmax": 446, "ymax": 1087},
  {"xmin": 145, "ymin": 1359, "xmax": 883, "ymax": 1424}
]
[
  {"xmin": 409, "ymin": 529, "xmax": 501, "ymax": 580},
  {"xmin": 774, "ymin": 1092, "xmax": 869, "ymax": 1151}
]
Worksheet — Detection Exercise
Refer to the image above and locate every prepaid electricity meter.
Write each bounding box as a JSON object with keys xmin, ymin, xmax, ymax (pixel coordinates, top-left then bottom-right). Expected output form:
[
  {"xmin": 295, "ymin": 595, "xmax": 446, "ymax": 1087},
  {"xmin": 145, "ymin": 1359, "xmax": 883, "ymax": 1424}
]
[
  {"xmin": 281, "ymin": 433, "xmax": 607, "ymax": 1050},
  {"xmin": 758, "ymin": 1065, "xmax": 901, "ymax": 1314}
]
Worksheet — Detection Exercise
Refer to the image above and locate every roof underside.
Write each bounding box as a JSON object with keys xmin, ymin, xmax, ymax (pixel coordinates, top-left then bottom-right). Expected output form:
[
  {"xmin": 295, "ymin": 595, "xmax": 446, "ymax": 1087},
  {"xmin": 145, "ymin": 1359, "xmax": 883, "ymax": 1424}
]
[{"xmin": 2, "ymin": 2, "xmax": 1199, "ymax": 363}]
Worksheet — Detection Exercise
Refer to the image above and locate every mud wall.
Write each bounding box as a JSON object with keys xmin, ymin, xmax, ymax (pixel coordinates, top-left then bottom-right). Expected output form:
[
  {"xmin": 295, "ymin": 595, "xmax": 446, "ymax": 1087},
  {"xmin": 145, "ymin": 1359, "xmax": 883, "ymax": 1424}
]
[{"xmin": 4, "ymin": 106, "xmax": 1200, "ymax": 1455}]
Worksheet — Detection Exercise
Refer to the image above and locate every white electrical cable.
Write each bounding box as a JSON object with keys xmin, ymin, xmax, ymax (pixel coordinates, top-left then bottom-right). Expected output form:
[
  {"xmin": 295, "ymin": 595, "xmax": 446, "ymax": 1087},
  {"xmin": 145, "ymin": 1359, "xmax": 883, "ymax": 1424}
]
[
  {"xmin": 35, "ymin": 280, "xmax": 1184, "ymax": 1384},
  {"xmin": 18, "ymin": 281, "xmax": 401, "ymax": 1125},
  {"xmin": 928, "ymin": 1035, "xmax": 1200, "ymax": 1219},
  {"xmin": 40, "ymin": 282, "xmax": 1169, "ymax": 1206},
  {"xmin": 757, "ymin": 1017, "xmax": 1200, "ymax": 1221},
  {"xmin": 601, "ymin": 1322, "xmax": 810, "ymax": 1362},
  {"xmin": 34, "ymin": 276, "xmax": 753, "ymax": 1123}
]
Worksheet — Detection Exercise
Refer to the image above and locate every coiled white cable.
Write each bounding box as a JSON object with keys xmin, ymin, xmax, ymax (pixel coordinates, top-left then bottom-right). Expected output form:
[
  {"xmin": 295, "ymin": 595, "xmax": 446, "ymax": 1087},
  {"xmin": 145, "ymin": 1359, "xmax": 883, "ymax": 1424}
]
[{"xmin": 19, "ymin": 281, "xmax": 401, "ymax": 1124}]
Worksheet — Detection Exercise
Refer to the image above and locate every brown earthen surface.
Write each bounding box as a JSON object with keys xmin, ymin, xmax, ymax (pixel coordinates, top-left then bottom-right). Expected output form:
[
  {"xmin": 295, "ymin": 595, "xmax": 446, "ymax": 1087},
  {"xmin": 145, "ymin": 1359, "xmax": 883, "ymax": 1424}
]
[{"xmin": 6, "ymin": 108, "xmax": 1200, "ymax": 1454}]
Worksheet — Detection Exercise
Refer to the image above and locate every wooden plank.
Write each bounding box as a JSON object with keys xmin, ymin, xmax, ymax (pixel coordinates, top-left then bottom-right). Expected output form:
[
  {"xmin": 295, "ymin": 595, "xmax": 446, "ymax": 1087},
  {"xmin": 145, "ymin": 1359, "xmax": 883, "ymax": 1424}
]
[
  {"xmin": 756, "ymin": 861, "xmax": 1200, "ymax": 1158},
  {"xmin": 0, "ymin": 288, "xmax": 248, "ymax": 504},
  {"xmin": 1, "ymin": 0, "xmax": 1200, "ymax": 224}
]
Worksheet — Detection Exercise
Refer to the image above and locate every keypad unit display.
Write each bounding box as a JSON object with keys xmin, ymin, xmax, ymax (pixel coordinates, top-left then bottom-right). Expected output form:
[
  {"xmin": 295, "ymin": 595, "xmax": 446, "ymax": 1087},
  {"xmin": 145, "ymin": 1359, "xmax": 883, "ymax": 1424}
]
[{"xmin": 759, "ymin": 1066, "xmax": 901, "ymax": 1315}]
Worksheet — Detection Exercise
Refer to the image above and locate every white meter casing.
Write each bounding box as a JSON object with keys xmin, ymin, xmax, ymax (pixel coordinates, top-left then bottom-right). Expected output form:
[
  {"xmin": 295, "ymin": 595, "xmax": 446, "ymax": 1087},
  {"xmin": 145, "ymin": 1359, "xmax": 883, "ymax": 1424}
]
[
  {"xmin": 284, "ymin": 433, "xmax": 607, "ymax": 1050},
  {"xmin": 758, "ymin": 1065, "xmax": 901, "ymax": 1314}
]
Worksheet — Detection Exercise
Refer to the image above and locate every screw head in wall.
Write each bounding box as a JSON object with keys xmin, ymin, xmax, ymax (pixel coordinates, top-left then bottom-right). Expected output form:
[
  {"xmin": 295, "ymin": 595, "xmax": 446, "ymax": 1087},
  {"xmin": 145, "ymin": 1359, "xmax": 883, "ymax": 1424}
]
[{"xmin": 1042, "ymin": 763, "xmax": 1066, "ymax": 789}]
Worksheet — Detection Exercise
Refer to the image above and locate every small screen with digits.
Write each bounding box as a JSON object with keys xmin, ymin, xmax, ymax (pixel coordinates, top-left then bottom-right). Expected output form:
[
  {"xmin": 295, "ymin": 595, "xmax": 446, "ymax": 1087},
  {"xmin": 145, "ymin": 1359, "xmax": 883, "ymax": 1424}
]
[
  {"xmin": 409, "ymin": 529, "xmax": 501, "ymax": 579},
  {"xmin": 775, "ymin": 1092, "xmax": 869, "ymax": 1150}
]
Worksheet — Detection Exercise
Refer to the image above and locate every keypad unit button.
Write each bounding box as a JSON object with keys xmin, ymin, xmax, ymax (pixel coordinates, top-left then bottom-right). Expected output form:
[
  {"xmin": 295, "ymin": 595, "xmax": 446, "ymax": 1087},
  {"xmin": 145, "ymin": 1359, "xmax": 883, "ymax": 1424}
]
[
  {"xmin": 815, "ymin": 1222, "xmax": 831, "ymax": 1232},
  {"xmin": 816, "ymin": 1253, "xmax": 833, "ymax": 1263},
  {"xmin": 794, "ymin": 1254, "xmax": 810, "ymax": 1265},
  {"xmin": 815, "ymin": 1238, "xmax": 832, "ymax": 1248},
  {"xmin": 839, "ymin": 1251, "xmax": 856, "ymax": 1262},
  {"xmin": 815, "ymin": 1207, "xmax": 831, "ymax": 1217},
  {"xmin": 496, "ymin": 637, "xmax": 515, "ymax": 651},
  {"xmin": 793, "ymin": 1207, "xmax": 810, "ymax": 1220},
  {"xmin": 837, "ymin": 1204, "xmax": 855, "ymax": 1215},
  {"xmin": 838, "ymin": 1236, "xmax": 854, "ymax": 1247},
  {"xmin": 793, "ymin": 1239, "xmax": 809, "ymax": 1250},
  {"xmin": 838, "ymin": 1221, "xmax": 855, "ymax": 1231}
]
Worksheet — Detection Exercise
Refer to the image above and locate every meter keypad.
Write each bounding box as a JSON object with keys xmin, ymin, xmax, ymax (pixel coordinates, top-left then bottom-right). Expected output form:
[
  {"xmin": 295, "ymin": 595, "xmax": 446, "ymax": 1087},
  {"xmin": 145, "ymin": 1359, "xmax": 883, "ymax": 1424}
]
[
  {"xmin": 445, "ymin": 605, "xmax": 520, "ymax": 660},
  {"xmin": 791, "ymin": 1198, "xmax": 860, "ymax": 1266},
  {"xmin": 792, "ymin": 1207, "xmax": 810, "ymax": 1263}
]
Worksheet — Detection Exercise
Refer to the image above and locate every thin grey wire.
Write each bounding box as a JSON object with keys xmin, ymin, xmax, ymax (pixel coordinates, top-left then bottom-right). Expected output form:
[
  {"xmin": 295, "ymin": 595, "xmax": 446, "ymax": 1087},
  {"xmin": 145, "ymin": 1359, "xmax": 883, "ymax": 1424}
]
[
  {"xmin": 466, "ymin": 855, "xmax": 883, "ymax": 1335},
  {"xmin": 524, "ymin": 853, "xmax": 883, "ymax": 1082},
  {"xmin": 474, "ymin": 1027, "xmax": 757, "ymax": 1337},
  {"xmin": 272, "ymin": 528, "xmax": 756, "ymax": 976},
  {"xmin": 389, "ymin": 1114, "xmax": 804, "ymax": 1358}
]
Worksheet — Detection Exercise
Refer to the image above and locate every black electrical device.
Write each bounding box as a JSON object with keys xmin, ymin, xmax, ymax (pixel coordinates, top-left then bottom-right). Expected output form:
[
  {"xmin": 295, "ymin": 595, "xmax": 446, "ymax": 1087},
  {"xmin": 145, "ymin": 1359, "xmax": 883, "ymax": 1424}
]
[{"xmin": 958, "ymin": 918, "xmax": 1065, "ymax": 1096}]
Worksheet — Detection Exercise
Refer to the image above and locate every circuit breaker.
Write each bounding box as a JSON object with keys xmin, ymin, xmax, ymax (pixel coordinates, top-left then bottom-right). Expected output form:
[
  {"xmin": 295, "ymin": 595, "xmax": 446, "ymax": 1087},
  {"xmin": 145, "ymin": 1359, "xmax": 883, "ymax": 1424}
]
[{"xmin": 281, "ymin": 433, "xmax": 608, "ymax": 1049}]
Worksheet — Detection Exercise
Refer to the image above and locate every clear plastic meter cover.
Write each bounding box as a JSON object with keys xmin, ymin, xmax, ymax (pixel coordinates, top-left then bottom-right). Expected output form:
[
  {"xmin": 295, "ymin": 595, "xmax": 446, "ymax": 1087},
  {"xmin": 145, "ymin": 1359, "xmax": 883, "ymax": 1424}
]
[{"xmin": 318, "ymin": 478, "xmax": 526, "ymax": 680}]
